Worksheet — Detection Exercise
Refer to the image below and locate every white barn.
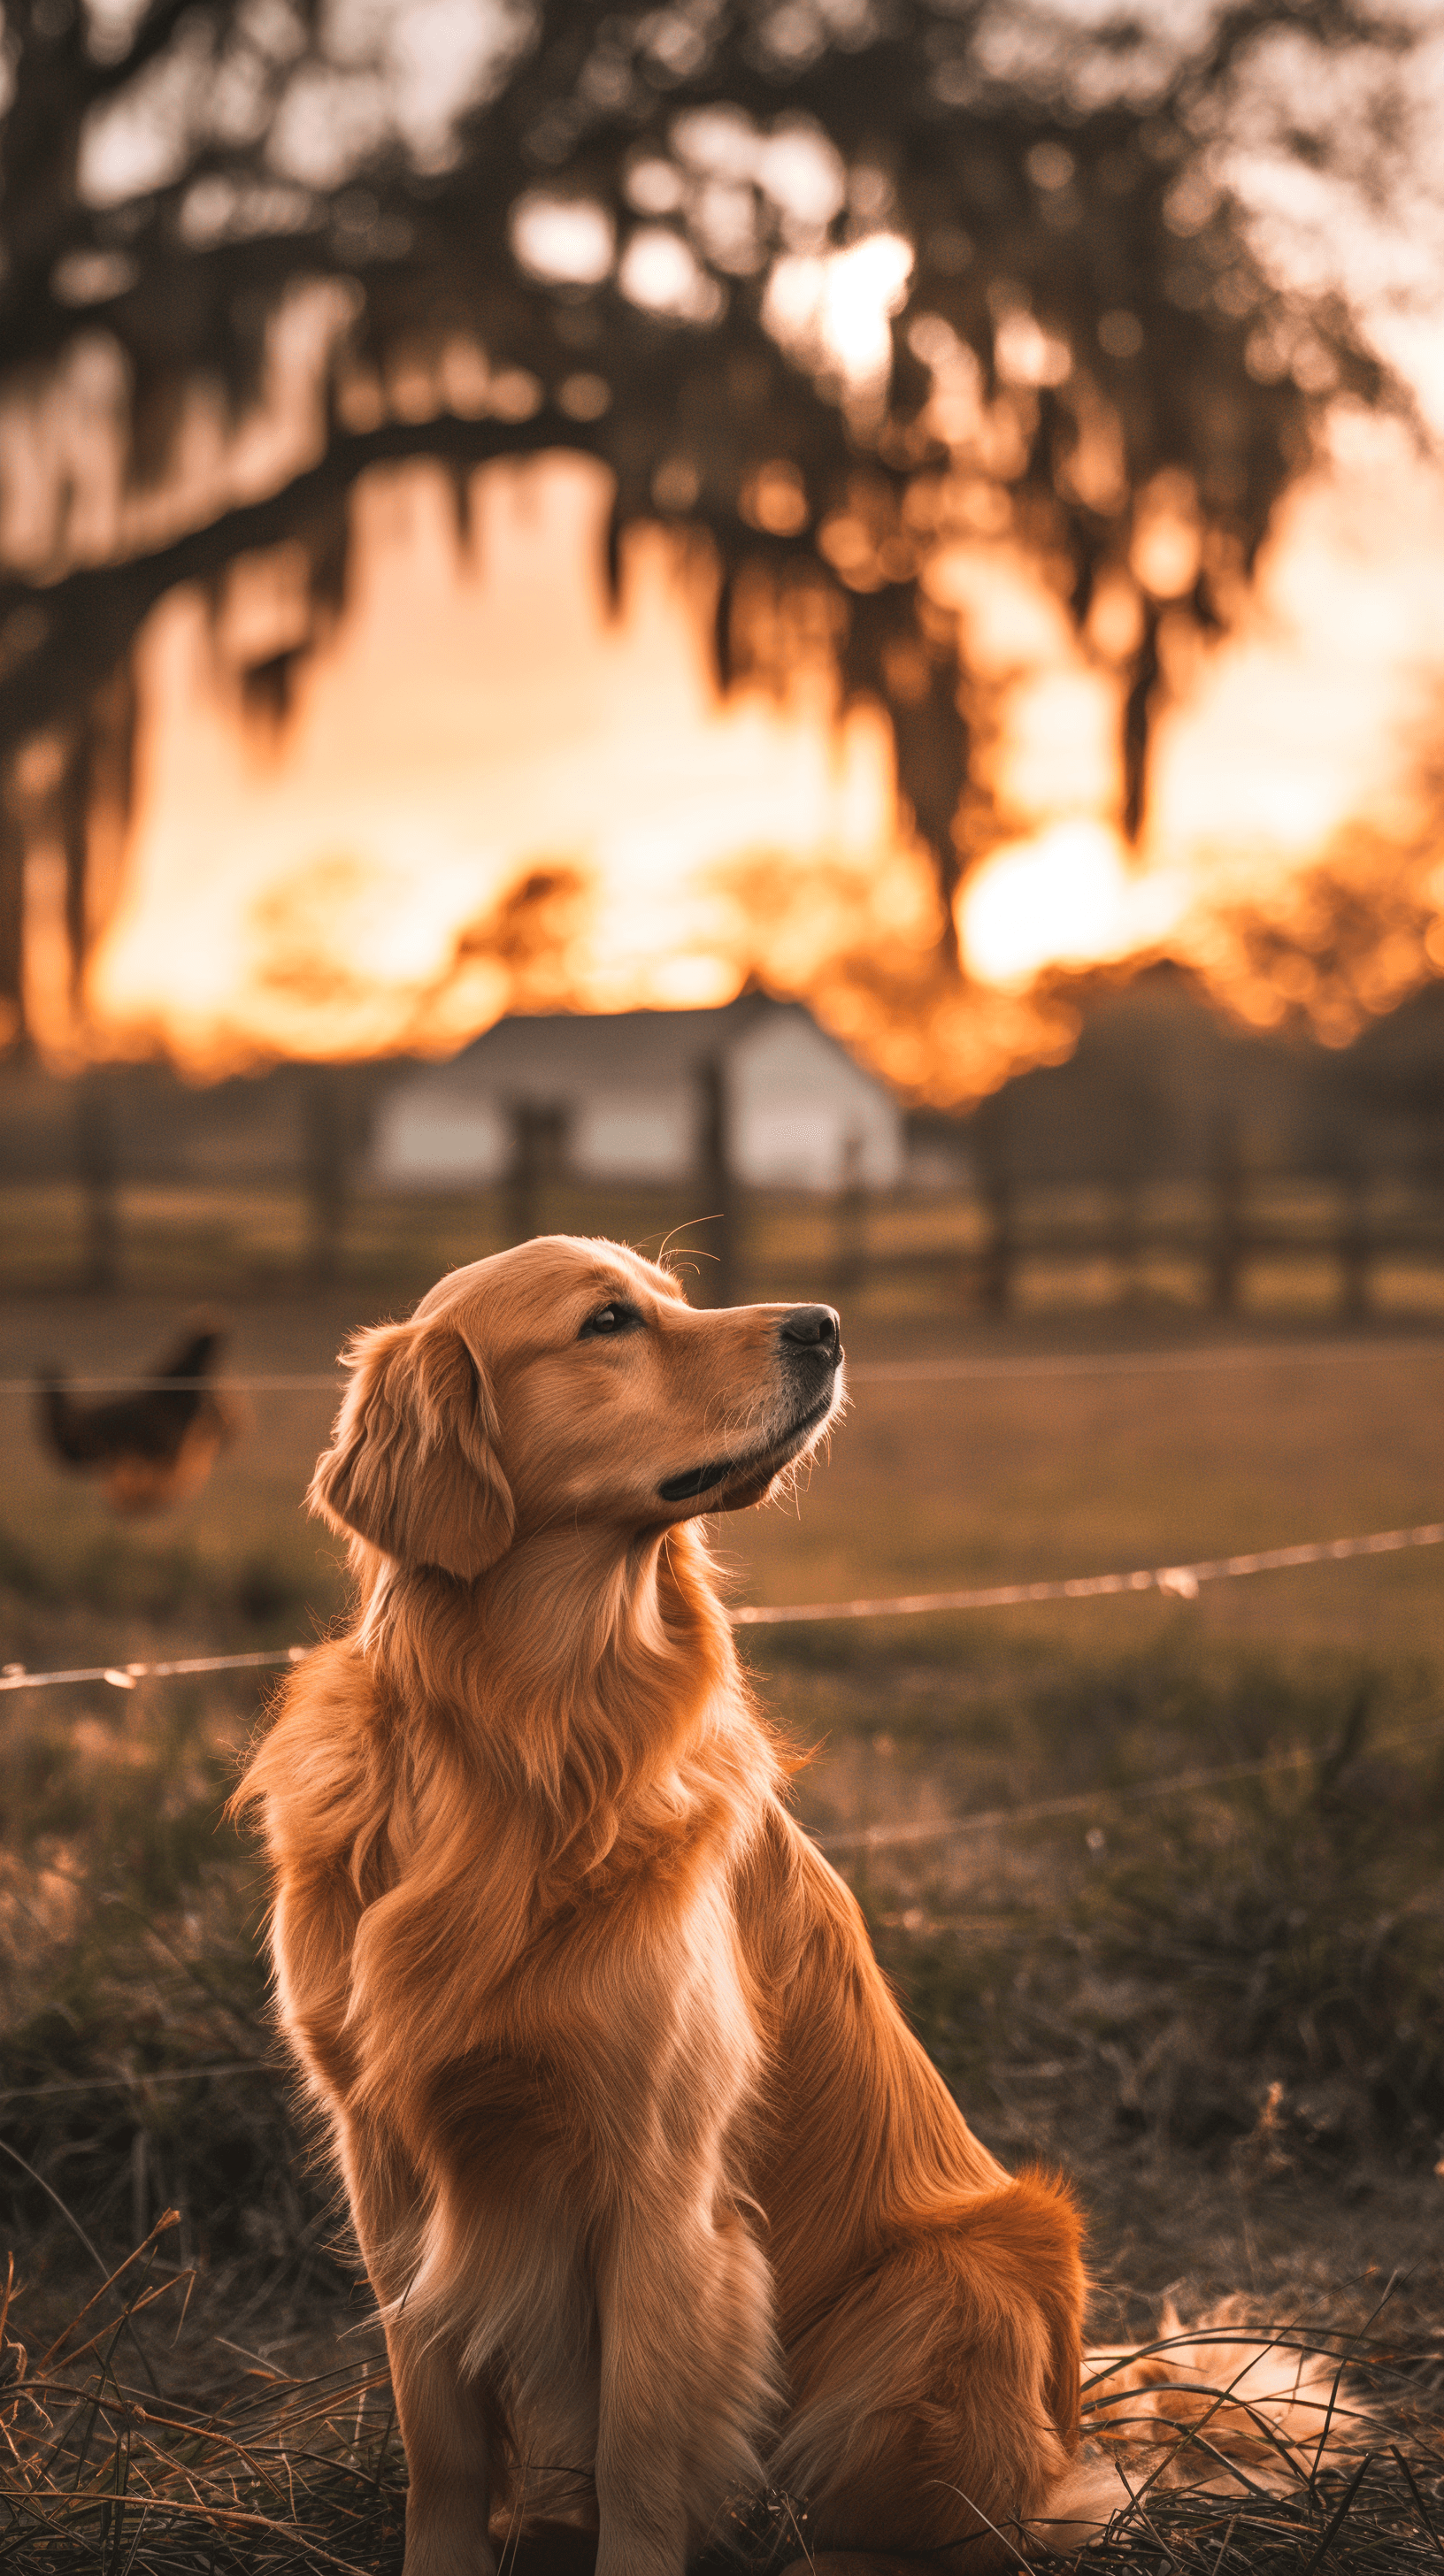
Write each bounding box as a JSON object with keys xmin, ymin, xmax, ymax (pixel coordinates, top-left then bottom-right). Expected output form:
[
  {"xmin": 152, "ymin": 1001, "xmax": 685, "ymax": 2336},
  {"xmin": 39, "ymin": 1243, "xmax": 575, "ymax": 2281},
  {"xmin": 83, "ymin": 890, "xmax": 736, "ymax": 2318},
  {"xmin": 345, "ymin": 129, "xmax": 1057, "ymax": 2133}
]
[{"xmin": 373, "ymin": 996, "xmax": 904, "ymax": 1194}]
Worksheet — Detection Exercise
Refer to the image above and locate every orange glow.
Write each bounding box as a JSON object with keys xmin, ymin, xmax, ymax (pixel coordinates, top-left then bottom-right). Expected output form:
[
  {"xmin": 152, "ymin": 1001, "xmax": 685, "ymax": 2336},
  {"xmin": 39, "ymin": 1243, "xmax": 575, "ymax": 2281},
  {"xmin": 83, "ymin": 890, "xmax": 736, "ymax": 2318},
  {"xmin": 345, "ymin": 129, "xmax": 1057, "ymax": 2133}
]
[
  {"xmin": 958, "ymin": 823, "xmax": 1187, "ymax": 987},
  {"xmin": 764, "ymin": 233, "xmax": 915, "ymax": 414},
  {"xmin": 81, "ymin": 460, "xmax": 924, "ymax": 1072},
  {"xmin": 54, "ymin": 409, "xmax": 1444, "ymax": 1103}
]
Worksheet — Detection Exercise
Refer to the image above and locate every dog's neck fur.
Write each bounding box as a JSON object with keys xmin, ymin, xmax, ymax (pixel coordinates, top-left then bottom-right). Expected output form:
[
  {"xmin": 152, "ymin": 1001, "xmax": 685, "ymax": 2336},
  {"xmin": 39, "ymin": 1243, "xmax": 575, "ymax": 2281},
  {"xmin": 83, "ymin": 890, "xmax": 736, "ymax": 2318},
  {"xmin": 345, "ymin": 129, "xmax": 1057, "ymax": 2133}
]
[
  {"xmin": 295, "ymin": 1515, "xmax": 783, "ymax": 2106},
  {"xmin": 354, "ymin": 1514, "xmax": 780, "ymax": 1879}
]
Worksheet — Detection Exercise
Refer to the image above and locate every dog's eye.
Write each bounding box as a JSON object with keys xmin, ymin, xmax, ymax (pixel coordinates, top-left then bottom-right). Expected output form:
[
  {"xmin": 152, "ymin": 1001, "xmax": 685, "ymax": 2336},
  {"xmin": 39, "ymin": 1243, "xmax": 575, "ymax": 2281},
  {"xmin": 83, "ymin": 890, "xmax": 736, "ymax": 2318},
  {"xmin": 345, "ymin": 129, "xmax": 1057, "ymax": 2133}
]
[{"xmin": 578, "ymin": 1301, "xmax": 643, "ymax": 1341}]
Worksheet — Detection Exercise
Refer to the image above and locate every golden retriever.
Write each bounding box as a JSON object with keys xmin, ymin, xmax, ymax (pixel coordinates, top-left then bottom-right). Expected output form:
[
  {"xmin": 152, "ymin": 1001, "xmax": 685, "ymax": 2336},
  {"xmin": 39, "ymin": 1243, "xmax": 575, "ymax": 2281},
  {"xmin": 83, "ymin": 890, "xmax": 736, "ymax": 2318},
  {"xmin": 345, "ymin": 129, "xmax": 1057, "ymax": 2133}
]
[{"xmin": 238, "ymin": 1235, "xmax": 1112, "ymax": 2575}]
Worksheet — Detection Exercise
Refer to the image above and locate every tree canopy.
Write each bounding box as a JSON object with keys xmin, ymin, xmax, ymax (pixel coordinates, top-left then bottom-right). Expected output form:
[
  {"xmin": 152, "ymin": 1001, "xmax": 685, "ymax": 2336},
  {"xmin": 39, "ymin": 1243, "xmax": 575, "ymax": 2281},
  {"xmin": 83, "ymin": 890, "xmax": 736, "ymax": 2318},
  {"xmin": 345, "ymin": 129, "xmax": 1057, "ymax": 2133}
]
[{"xmin": 0, "ymin": 0, "xmax": 1411, "ymax": 1051}]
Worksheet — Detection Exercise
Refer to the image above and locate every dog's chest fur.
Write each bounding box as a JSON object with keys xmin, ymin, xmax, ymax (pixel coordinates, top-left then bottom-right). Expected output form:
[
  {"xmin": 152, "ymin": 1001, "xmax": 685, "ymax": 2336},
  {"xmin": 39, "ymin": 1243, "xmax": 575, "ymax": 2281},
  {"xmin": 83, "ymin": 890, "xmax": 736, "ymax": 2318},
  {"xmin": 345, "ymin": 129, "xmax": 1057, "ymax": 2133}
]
[
  {"xmin": 411, "ymin": 1845, "xmax": 769, "ymax": 2388},
  {"xmin": 265, "ymin": 1638, "xmax": 778, "ymax": 2448}
]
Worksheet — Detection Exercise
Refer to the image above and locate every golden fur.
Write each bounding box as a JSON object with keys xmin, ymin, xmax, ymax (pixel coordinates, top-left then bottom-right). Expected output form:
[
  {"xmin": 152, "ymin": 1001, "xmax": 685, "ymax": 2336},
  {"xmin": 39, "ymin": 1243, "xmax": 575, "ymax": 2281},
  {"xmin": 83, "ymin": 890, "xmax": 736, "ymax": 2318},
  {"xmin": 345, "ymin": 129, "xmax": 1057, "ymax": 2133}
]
[{"xmin": 236, "ymin": 1237, "xmax": 1098, "ymax": 2576}]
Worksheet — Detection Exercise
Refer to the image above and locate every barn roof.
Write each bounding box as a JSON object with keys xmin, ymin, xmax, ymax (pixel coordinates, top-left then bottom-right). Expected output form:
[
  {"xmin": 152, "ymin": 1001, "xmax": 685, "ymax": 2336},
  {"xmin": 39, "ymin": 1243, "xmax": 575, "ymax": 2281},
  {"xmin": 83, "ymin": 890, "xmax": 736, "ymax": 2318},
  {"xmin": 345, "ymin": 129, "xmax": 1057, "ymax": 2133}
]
[{"xmin": 404, "ymin": 995, "xmax": 887, "ymax": 1100}]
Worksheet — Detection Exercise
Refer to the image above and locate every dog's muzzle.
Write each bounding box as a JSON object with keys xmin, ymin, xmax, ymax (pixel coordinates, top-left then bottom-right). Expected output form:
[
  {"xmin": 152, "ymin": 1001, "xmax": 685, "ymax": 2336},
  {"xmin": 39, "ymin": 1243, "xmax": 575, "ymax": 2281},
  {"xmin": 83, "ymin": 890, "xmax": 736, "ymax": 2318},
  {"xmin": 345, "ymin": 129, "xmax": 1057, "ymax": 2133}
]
[{"xmin": 658, "ymin": 1307, "xmax": 843, "ymax": 1503}]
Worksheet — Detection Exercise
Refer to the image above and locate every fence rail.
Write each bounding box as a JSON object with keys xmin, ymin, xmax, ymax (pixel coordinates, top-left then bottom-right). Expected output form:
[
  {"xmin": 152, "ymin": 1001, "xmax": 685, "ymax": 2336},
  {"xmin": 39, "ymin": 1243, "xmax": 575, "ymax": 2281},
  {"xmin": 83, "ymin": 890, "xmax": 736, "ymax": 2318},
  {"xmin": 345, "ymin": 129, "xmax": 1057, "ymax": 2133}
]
[
  {"xmin": 3, "ymin": 1162, "xmax": 1444, "ymax": 1318},
  {"xmin": 949, "ymin": 1172, "xmax": 1444, "ymax": 1319}
]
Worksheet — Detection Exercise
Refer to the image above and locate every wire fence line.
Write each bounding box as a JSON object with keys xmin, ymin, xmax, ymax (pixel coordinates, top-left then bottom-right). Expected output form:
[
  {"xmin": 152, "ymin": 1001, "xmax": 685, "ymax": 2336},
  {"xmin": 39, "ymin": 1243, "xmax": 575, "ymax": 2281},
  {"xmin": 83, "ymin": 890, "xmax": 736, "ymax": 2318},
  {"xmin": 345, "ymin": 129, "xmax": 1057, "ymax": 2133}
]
[
  {"xmin": 3, "ymin": 1714, "xmax": 1440, "ymax": 2063},
  {"xmin": 0, "ymin": 1646, "xmax": 311, "ymax": 1694},
  {"xmin": 811, "ymin": 1710, "xmax": 1444, "ymax": 1855},
  {"xmin": 0, "ymin": 2059, "xmax": 275, "ymax": 2106},
  {"xmin": 3, "ymin": 1333, "xmax": 1443, "ymax": 1398},
  {"xmin": 0, "ymin": 1374, "xmax": 341, "ymax": 1394},
  {"xmin": 729, "ymin": 1521, "xmax": 1444, "ymax": 1627},
  {"xmin": 847, "ymin": 1336, "xmax": 1444, "ymax": 1385},
  {"xmin": 3, "ymin": 1520, "xmax": 1440, "ymax": 1696}
]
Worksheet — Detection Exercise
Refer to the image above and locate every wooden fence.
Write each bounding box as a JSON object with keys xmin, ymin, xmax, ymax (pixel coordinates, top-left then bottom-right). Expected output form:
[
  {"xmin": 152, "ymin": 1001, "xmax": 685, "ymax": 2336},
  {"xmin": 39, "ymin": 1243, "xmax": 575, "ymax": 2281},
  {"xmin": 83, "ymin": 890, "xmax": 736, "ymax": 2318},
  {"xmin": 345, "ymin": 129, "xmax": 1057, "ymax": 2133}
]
[
  {"xmin": 4, "ymin": 1142, "xmax": 1444, "ymax": 1320},
  {"xmin": 947, "ymin": 1169, "xmax": 1444, "ymax": 1320}
]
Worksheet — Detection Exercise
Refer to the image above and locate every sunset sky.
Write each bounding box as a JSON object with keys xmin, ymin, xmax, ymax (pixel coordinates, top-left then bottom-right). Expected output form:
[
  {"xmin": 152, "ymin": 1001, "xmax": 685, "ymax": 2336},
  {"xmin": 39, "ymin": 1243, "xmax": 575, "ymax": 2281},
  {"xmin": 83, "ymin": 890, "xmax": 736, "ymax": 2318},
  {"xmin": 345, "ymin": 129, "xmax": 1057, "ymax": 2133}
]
[
  {"xmin": 64, "ymin": 398, "xmax": 1444, "ymax": 1095},
  {"xmin": 16, "ymin": 0, "xmax": 1444, "ymax": 1099}
]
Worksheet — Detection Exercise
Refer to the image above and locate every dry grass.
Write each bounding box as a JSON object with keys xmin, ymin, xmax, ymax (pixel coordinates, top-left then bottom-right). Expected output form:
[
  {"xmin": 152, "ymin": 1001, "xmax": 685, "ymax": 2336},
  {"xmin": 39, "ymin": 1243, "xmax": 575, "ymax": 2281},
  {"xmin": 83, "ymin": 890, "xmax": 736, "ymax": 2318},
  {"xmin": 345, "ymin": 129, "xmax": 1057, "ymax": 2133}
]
[
  {"xmin": 4, "ymin": 1653, "xmax": 1442, "ymax": 2568},
  {"xmin": 0, "ymin": 2222, "xmax": 406, "ymax": 2574},
  {"xmin": 3, "ymin": 1293, "xmax": 1443, "ymax": 2565},
  {"xmin": 2, "ymin": 2236, "xmax": 1441, "ymax": 2574},
  {"xmin": 864, "ymin": 1700, "xmax": 1444, "ymax": 2163}
]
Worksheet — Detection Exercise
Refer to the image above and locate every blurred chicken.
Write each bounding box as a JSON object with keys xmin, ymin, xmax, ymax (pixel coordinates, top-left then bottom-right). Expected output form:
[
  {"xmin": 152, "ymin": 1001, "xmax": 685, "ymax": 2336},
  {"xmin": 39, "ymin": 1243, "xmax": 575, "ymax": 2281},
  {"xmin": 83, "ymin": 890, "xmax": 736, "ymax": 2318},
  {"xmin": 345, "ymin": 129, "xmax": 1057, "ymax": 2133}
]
[{"xmin": 35, "ymin": 1315, "xmax": 242, "ymax": 1514}]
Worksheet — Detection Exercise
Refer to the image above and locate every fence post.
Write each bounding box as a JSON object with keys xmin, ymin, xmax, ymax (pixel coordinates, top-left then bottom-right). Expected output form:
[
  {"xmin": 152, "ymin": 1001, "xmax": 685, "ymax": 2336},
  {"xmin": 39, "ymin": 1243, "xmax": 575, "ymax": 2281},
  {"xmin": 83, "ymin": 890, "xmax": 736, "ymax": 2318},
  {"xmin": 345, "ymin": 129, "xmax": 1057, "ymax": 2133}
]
[
  {"xmin": 1336, "ymin": 1163, "xmax": 1371, "ymax": 1322},
  {"xmin": 303, "ymin": 1069, "xmax": 349, "ymax": 1286},
  {"xmin": 507, "ymin": 1105, "xmax": 545, "ymax": 1248},
  {"xmin": 1208, "ymin": 1114, "xmax": 1244, "ymax": 1314},
  {"xmin": 978, "ymin": 1171, "xmax": 1015, "ymax": 1315},
  {"xmin": 1112, "ymin": 1175, "xmax": 1143, "ymax": 1305},
  {"xmin": 76, "ymin": 1073, "xmax": 119, "ymax": 1292},
  {"xmin": 696, "ymin": 1057, "xmax": 736, "ymax": 1306},
  {"xmin": 835, "ymin": 1131, "xmax": 866, "ymax": 1295}
]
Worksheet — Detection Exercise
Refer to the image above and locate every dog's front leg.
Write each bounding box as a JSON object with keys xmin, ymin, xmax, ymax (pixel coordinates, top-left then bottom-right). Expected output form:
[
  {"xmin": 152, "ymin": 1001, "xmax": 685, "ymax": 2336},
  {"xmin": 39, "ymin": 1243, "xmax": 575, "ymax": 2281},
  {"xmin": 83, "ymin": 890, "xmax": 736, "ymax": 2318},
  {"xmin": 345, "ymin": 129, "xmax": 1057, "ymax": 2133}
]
[
  {"xmin": 342, "ymin": 2128, "xmax": 498, "ymax": 2576},
  {"xmin": 593, "ymin": 2193, "xmax": 776, "ymax": 2576},
  {"xmin": 388, "ymin": 2317, "xmax": 498, "ymax": 2576}
]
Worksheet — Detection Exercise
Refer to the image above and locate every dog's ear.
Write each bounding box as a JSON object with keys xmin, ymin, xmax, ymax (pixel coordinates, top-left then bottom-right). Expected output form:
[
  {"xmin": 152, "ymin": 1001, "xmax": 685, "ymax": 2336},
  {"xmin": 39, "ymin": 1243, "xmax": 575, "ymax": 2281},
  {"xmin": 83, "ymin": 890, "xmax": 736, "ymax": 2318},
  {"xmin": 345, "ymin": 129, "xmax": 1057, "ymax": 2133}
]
[{"xmin": 309, "ymin": 1320, "xmax": 514, "ymax": 1578}]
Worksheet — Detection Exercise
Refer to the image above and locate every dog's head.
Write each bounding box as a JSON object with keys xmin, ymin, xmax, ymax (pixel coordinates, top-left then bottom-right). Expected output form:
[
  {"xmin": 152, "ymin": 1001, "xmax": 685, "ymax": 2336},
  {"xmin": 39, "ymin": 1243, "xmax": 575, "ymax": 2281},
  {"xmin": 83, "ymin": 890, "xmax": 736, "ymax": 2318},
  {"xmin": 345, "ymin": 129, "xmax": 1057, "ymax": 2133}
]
[{"xmin": 310, "ymin": 1236, "xmax": 845, "ymax": 1579}]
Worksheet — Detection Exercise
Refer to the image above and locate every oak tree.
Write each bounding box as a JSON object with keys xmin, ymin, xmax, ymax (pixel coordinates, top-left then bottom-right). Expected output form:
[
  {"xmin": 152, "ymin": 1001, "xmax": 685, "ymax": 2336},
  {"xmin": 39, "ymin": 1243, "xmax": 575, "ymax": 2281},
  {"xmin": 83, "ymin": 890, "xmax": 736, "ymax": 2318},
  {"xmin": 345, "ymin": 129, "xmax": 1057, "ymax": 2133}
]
[{"xmin": 0, "ymin": 0, "xmax": 1406, "ymax": 1045}]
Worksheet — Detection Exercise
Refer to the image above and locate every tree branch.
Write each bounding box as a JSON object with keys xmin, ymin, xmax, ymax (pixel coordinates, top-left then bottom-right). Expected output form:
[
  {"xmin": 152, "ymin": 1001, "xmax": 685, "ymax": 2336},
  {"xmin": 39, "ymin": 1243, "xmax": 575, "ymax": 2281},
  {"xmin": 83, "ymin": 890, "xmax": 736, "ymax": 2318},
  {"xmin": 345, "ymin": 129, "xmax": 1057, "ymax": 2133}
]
[
  {"xmin": 84, "ymin": 0, "xmax": 219, "ymax": 100},
  {"xmin": 0, "ymin": 406, "xmax": 611, "ymax": 750}
]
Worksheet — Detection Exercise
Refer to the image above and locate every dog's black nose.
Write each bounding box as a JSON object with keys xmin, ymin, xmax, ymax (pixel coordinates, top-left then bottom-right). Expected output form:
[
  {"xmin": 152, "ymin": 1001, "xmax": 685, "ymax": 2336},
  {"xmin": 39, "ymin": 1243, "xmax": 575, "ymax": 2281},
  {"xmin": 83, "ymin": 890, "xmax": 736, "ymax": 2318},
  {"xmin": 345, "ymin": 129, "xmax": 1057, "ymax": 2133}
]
[{"xmin": 779, "ymin": 1306, "xmax": 841, "ymax": 1363}]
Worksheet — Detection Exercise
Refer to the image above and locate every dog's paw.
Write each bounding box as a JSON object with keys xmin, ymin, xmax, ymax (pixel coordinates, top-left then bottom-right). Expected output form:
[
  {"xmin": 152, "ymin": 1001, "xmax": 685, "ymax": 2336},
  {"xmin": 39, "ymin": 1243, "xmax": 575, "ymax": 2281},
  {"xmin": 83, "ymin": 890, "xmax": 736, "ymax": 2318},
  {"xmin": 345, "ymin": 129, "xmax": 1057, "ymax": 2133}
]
[{"xmin": 1026, "ymin": 2452, "xmax": 1134, "ymax": 2556}]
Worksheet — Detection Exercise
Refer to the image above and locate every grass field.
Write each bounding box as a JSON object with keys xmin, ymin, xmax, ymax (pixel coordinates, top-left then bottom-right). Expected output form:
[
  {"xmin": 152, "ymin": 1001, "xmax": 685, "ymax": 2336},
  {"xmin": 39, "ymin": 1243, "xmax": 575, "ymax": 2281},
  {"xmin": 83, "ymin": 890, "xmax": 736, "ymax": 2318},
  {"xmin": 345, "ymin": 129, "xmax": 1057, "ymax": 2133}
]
[{"xmin": 2, "ymin": 1263, "xmax": 1441, "ymax": 2567}]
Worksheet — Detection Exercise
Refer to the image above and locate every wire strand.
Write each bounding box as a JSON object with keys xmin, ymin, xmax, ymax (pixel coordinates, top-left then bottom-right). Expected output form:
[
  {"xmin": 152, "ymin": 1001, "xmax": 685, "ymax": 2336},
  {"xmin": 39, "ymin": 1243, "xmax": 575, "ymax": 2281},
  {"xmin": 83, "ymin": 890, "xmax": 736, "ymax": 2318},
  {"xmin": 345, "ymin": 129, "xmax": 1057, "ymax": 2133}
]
[
  {"xmin": 729, "ymin": 1520, "xmax": 1444, "ymax": 1626},
  {"xmin": 0, "ymin": 1646, "xmax": 311, "ymax": 1693},
  {"xmin": 1, "ymin": 1375, "xmax": 340, "ymax": 1394},
  {"xmin": 6, "ymin": 1716, "xmax": 1443, "ymax": 2060},
  {"xmin": 812, "ymin": 1713, "xmax": 1444, "ymax": 1855},
  {"xmin": 2, "ymin": 1520, "xmax": 1439, "ymax": 1692},
  {"xmin": 4, "ymin": 1337, "xmax": 1441, "ymax": 1397},
  {"xmin": 846, "ymin": 1336, "xmax": 1444, "ymax": 1386}
]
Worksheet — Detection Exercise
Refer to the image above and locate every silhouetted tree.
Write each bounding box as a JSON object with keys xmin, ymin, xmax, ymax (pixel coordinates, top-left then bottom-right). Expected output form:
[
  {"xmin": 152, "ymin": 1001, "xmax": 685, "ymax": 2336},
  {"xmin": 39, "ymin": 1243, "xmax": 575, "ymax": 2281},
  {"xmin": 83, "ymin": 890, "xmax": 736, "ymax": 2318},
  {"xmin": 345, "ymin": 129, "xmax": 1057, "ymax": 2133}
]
[{"xmin": 0, "ymin": 0, "xmax": 1409, "ymax": 1046}]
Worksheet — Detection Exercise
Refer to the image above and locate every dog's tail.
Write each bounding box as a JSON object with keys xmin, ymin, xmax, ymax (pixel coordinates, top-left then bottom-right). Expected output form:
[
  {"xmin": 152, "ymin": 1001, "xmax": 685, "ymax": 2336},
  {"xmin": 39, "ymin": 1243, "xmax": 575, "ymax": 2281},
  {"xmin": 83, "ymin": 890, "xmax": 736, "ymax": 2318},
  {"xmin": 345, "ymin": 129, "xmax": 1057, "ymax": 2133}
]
[{"xmin": 1029, "ymin": 2296, "xmax": 1364, "ymax": 2557}]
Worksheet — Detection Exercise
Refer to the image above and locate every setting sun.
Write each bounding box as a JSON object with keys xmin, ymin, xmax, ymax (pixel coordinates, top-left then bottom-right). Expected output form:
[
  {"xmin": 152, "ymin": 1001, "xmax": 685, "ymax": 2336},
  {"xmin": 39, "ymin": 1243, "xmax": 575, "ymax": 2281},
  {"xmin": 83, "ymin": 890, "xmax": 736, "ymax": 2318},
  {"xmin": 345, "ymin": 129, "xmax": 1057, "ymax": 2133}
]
[
  {"xmin": 957, "ymin": 820, "xmax": 1187, "ymax": 988},
  {"xmin": 62, "ymin": 410, "xmax": 1444, "ymax": 1097}
]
